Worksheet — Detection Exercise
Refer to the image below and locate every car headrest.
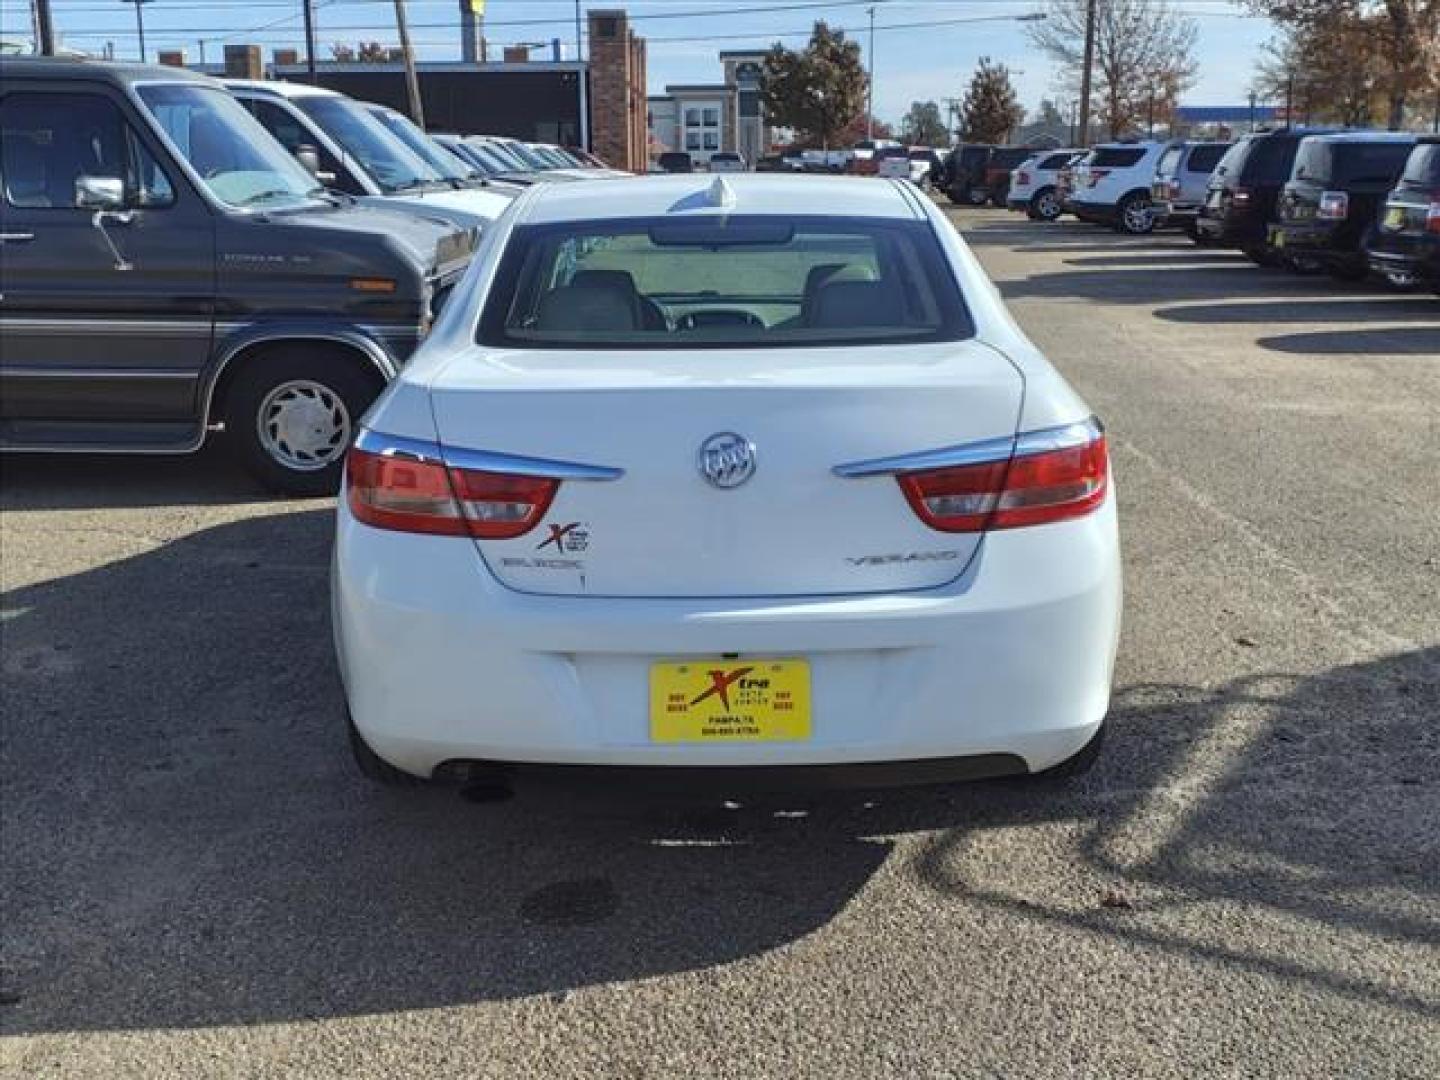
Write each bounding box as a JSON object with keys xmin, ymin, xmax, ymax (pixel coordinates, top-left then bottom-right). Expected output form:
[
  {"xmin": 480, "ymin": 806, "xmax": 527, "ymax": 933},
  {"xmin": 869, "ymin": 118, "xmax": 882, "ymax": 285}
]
[
  {"xmin": 535, "ymin": 280, "xmax": 639, "ymax": 332},
  {"xmin": 571, "ymin": 268, "xmax": 639, "ymax": 294},
  {"xmin": 809, "ymin": 280, "xmax": 905, "ymax": 329}
]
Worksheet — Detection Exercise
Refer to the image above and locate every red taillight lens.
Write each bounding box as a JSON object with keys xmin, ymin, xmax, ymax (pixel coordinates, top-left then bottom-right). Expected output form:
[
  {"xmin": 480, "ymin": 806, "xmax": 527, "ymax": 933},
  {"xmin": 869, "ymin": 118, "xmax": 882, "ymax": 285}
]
[
  {"xmin": 1427, "ymin": 198, "xmax": 1440, "ymax": 234},
  {"xmin": 896, "ymin": 432, "xmax": 1108, "ymax": 533},
  {"xmin": 346, "ymin": 447, "xmax": 557, "ymax": 539},
  {"xmin": 1317, "ymin": 190, "xmax": 1349, "ymax": 221}
]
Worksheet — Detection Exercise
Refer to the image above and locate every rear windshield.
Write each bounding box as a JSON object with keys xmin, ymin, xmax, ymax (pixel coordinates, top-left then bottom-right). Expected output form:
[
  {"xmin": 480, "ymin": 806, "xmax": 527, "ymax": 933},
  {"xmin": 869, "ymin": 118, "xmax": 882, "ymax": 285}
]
[
  {"xmin": 1335, "ymin": 142, "xmax": 1415, "ymax": 185},
  {"xmin": 1092, "ymin": 147, "xmax": 1146, "ymax": 168},
  {"xmin": 1402, "ymin": 143, "xmax": 1440, "ymax": 186},
  {"xmin": 479, "ymin": 215, "xmax": 972, "ymax": 349},
  {"xmin": 1211, "ymin": 138, "xmax": 1253, "ymax": 182},
  {"xmin": 1156, "ymin": 146, "xmax": 1183, "ymax": 177},
  {"xmin": 1039, "ymin": 152, "xmax": 1074, "ymax": 170},
  {"xmin": 1187, "ymin": 143, "xmax": 1228, "ymax": 173}
]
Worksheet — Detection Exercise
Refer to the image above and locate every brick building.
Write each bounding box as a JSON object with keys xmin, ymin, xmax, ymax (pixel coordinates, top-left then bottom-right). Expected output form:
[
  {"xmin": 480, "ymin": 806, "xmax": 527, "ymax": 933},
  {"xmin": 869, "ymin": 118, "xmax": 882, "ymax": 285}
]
[{"xmin": 587, "ymin": 10, "xmax": 648, "ymax": 173}]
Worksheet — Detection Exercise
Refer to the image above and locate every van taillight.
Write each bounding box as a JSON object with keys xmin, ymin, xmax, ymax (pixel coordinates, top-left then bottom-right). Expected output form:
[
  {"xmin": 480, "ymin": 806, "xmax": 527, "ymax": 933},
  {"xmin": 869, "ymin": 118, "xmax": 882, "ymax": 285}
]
[
  {"xmin": 1231, "ymin": 187, "xmax": 1251, "ymax": 208},
  {"xmin": 347, "ymin": 447, "xmax": 557, "ymax": 539},
  {"xmin": 896, "ymin": 422, "xmax": 1108, "ymax": 533},
  {"xmin": 1428, "ymin": 197, "xmax": 1440, "ymax": 234}
]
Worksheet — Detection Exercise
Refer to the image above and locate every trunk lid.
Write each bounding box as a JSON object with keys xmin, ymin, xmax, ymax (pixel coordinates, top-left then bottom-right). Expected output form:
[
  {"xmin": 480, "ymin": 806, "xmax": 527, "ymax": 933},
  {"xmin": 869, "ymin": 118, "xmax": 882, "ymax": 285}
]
[{"xmin": 427, "ymin": 343, "xmax": 1024, "ymax": 598}]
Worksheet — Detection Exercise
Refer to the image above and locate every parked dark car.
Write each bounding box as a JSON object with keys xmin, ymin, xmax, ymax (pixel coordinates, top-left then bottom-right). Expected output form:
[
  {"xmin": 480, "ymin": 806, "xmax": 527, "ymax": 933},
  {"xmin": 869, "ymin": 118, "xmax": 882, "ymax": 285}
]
[
  {"xmin": 657, "ymin": 151, "xmax": 694, "ymax": 173},
  {"xmin": 943, "ymin": 144, "xmax": 994, "ymax": 205},
  {"xmin": 1270, "ymin": 132, "xmax": 1418, "ymax": 280},
  {"xmin": 982, "ymin": 146, "xmax": 1036, "ymax": 207},
  {"xmin": 0, "ymin": 58, "xmax": 473, "ymax": 494},
  {"xmin": 1195, "ymin": 127, "xmax": 1337, "ymax": 265},
  {"xmin": 1366, "ymin": 137, "xmax": 1440, "ymax": 292}
]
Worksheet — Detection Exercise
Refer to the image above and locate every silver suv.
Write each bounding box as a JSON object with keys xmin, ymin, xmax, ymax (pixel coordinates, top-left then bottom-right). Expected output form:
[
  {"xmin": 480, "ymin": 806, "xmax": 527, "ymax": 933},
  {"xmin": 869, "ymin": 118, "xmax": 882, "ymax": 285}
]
[{"xmin": 1152, "ymin": 141, "xmax": 1232, "ymax": 238}]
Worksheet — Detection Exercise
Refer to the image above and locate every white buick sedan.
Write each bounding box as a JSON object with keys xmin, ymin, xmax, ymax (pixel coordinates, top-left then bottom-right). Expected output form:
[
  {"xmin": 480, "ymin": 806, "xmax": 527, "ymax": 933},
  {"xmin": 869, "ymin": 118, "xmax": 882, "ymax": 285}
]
[{"xmin": 332, "ymin": 175, "xmax": 1121, "ymax": 792}]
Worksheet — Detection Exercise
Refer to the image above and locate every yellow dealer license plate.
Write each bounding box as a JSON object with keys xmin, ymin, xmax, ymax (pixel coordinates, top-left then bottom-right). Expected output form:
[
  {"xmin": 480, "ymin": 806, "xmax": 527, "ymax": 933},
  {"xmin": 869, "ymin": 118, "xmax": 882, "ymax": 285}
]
[
  {"xmin": 1384, "ymin": 206, "xmax": 1406, "ymax": 230},
  {"xmin": 650, "ymin": 659, "xmax": 811, "ymax": 743}
]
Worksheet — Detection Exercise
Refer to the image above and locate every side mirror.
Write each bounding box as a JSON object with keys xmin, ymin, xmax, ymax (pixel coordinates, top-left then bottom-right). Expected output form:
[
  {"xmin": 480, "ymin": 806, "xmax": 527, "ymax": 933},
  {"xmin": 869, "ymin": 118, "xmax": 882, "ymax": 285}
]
[
  {"xmin": 74, "ymin": 175, "xmax": 125, "ymax": 210},
  {"xmin": 295, "ymin": 145, "xmax": 322, "ymax": 176}
]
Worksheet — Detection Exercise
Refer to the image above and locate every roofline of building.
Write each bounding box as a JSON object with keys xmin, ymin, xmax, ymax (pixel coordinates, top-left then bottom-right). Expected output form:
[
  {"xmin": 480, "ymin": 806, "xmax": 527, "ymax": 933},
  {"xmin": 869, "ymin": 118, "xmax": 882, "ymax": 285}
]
[{"xmin": 190, "ymin": 60, "xmax": 588, "ymax": 77}]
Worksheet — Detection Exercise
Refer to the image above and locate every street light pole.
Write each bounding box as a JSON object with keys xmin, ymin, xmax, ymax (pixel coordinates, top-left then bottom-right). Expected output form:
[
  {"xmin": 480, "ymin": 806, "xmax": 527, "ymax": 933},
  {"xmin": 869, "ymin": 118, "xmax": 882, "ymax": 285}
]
[
  {"xmin": 303, "ymin": 0, "xmax": 318, "ymax": 83},
  {"xmin": 866, "ymin": 5, "xmax": 876, "ymax": 141},
  {"xmin": 1077, "ymin": 0, "xmax": 1096, "ymax": 146},
  {"xmin": 33, "ymin": 0, "xmax": 56, "ymax": 54},
  {"xmin": 394, "ymin": 0, "xmax": 425, "ymax": 127},
  {"xmin": 120, "ymin": 0, "xmax": 152, "ymax": 64}
]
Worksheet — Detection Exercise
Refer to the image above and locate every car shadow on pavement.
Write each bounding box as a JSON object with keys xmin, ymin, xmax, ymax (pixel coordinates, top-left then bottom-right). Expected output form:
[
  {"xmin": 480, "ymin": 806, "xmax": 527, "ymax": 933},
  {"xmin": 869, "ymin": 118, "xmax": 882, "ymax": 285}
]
[
  {"xmin": 911, "ymin": 652, "xmax": 1440, "ymax": 1021},
  {"xmin": 1257, "ymin": 326, "xmax": 1440, "ymax": 356},
  {"xmin": 1154, "ymin": 297, "xmax": 1440, "ymax": 325},
  {"xmin": 1, "ymin": 442, "xmax": 271, "ymax": 512},
  {"xmin": 2, "ymin": 509, "xmax": 1437, "ymax": 1032}
]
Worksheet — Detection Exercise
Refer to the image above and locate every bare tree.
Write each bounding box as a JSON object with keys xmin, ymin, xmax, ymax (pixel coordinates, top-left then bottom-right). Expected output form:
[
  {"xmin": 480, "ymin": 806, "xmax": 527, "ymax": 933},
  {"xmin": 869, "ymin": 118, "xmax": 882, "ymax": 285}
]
[
  {"xmin": 1028, "ymin": 0, "xmax": 1198, "ymax": 139},
  {"xmin": 1246, "ymin": 1, "xmax": 1438, "ymax": 129}
]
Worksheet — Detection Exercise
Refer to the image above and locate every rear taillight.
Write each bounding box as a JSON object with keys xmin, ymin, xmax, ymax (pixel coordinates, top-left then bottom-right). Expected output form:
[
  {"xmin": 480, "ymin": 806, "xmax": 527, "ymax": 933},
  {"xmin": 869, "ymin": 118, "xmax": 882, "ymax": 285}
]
[
  {"xmin": 1317, "ymin": 190, "xmax": 1349, "ymax": 221},
  {"xmin": 895, "ymin": 420, "xmax": 1109, "ymax": 533},
  {"xmin": 1231, "ymin": 187, "xmax": 1251, "ymax": 208},
  {"xmin": 1427, "ymin": 197, "xmax": 1440, "ymax": 234},
  {"xmin": 347, "ymin": 446, "xmax": 557, "ymax": 539},
  {"xmin": 1169, "ymin": 177, "xmax": 1182, "ymax": 197}
]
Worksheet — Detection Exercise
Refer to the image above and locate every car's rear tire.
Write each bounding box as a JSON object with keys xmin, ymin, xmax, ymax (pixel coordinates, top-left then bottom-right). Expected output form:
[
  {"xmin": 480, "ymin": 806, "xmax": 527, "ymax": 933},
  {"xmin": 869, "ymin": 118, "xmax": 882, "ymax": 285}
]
[
  {"xmin": 223, "ymin": 346, "xmax": 383, "ymax": 496},
  {"xmin": 1115, "ymin": 192, "xmax": 1155, "ymax": 235},
  {"xmin": 347, "ymin": 708, "xmax": 427, "ymax": 788},
  {"xmin": 1029, "ymin": 187, "xmax": 1062, "ymax": 222}
]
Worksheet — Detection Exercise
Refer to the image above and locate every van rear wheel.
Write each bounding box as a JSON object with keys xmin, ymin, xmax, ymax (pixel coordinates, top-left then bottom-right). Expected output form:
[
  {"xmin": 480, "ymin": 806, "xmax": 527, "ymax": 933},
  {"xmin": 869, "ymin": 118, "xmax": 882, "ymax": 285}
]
[{"xmin": 223, "ymin": 346, "xmax": 383, "ymax": 496}]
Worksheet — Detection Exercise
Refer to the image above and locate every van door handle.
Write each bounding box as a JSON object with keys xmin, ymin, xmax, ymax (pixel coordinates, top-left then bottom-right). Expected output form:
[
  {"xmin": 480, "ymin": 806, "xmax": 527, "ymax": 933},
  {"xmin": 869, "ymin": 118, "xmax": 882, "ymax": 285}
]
[{"xmin": 0, "ymin": 232, "xmax": 36, "ymax": 243}]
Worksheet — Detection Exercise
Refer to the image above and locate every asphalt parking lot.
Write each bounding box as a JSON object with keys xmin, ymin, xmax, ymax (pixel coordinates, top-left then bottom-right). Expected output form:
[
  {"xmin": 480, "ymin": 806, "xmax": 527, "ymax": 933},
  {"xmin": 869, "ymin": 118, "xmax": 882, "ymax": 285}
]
[{"xmin": 2, "ymin": 208, "xmax": 1437, "ymax": 1078}]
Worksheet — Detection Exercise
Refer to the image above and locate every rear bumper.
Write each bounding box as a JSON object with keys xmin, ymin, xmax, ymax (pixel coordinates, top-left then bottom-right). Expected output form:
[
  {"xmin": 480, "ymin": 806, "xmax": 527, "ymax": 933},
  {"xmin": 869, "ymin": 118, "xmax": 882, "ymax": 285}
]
[
  {"xmin": 1367, "ymin": 245, "xmax": 1440, "ymax": 281},
  {"xmin": 1268, "ymin": 220, "xmax": 1337, "ymax": 252},
  {"xmin": 333, "ymin": 493, "xmax": 1122, "ymax": 780}
]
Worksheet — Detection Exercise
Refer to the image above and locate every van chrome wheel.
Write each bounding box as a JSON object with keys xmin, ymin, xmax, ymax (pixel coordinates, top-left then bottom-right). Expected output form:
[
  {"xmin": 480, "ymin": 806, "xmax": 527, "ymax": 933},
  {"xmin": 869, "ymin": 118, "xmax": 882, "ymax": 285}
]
[{"xmin": 257, "ymin": 379, "xmax": 352, "ymax": 472}]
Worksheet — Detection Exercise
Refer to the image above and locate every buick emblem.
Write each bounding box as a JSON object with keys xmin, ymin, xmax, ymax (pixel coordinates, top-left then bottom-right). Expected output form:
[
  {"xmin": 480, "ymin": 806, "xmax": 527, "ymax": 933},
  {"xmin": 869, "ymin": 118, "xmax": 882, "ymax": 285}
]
[{"xmin": 697, "ymin": 432, "xmax": 756, "ymax": 489}]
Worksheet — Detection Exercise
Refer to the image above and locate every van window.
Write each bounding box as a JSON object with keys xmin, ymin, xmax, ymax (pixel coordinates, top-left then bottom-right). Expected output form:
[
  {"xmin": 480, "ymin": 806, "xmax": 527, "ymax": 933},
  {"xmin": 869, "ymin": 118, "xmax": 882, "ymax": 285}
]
[
  {"xmin": 1091, "ymin": 147, "xmax": 1145, "ymax": 168},
  {"xmin": 1, "ymin": 92, "xmax": 174, "ymax": 210},
  {"xmin": 1156, "ymin": 146, "xmax": 1183, "ymax": 177},
  {"xmin": 138, "ymin": 83, "xmax": 320, "ymax": 208},
  {"xmin": 1039, "ymin": 153, "xmax": 1074, "ymax": 170},
  {"xmin": 480, "ymin": 215, "xmax": 973, "ymax": 349},
  {"xmin": 1186, "ymin": 143, "xmax": 1228, "ymax": 173}
]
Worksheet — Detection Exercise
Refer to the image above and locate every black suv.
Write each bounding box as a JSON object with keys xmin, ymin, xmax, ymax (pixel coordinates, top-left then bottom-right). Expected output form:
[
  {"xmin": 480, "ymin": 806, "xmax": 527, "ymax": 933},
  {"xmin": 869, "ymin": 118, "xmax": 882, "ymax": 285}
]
[
  {"xmin": 1270, "ymin": 132, "xmax": 1417, "ymax": 280},
  {"xmin": 1196, "ymin": 127, "xmax": 1337, "ymax": 265},
  {"xmin": 982, "ymin": 146, "xmax": 1035, "ymax": 208},
  {"xmin": 943, "ymin": 144, "xmax": 994, "ymax": 206},
  {"xmin": 0, "ymin": 59, "xmax": 472, "ymax": 494},
  {"xmin": 1367, "ymin": 137, "xmax": 1440, "ymax": 292}
]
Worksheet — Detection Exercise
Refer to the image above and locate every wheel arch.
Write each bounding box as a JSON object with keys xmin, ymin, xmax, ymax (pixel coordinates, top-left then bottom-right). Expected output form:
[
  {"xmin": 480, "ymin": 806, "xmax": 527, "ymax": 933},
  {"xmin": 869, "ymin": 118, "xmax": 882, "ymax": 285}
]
[{"xmin": 204, "ymin": 328, "xmax": 394, "ymax": 427}]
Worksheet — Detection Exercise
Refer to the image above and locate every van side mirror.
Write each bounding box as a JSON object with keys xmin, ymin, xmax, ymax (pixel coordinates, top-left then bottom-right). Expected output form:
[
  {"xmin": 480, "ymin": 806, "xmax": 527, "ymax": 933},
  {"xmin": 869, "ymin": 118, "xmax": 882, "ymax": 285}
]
[
  {"xmin": 74, "ymin": 175, "xmax": 125, "ymax": 210},
  {"xmin": 295, "ymin": 145, "xmax": 322, "ymax": 176}
]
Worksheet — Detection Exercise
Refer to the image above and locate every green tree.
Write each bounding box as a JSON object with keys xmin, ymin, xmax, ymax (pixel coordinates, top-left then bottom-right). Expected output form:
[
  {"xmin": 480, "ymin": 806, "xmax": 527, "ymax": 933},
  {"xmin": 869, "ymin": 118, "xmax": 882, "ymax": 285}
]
[
  {"xmin": 1245, "ymin": 1, "xmax": 1438, "ymax": 129},
  {"xmin": 1028, "ymin": 0, "xmax": 1198, "ymax": 139},
  {"xmin": 961, "ymin": 57, "xmax": 1025, "ymax": 144},
  {"xmin": 761, "ymin": 22, "xmax": 869, "ymax": 148},
  {"xmin": 900, "ymin": 100, "xmax": 948, "ymax": 145}
]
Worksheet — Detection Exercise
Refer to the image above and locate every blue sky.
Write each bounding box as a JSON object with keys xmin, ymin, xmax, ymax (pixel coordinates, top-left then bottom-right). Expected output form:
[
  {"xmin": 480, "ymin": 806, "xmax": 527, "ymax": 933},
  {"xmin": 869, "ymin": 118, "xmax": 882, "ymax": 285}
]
[{"xmin": 2, "ymin": 0, "xmax": 1278, "ymax": 123}]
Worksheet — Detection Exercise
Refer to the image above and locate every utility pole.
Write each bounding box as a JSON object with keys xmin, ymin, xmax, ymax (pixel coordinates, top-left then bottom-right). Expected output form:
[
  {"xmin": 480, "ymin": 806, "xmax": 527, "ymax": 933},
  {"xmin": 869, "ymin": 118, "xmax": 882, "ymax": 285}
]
[
  {"xmin": 574, "ymin": 0, "xmax": 582, "ymax": 61},
  {"xmin": 394, "ymin": 0, "xmax": 425, "ymax": 127},
  {"xmin": 32, "ymin": 0, "xmax": 56, "ymax": 54},
  {"xmin": 1284, "ymin": 71, "xmax": 1294, "ymax": 129},
  {"xmin": 1077, "ymin": 0, "xmax": 1096, "ymax": 146},
  {"xmin": 303, "ymin": 0, "xmax": 318, "ymax": 82},
  {"xmin": 866, "ymin": 6, "xmax": 876, "ymax": 140},
  {"xmin": 197, "ymin": 38, "xmax": 206, "ymax": 65},
  {"xmin": 120, "ymin": 0, "xmax": 152, "ymax": 63}
]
